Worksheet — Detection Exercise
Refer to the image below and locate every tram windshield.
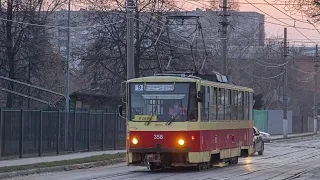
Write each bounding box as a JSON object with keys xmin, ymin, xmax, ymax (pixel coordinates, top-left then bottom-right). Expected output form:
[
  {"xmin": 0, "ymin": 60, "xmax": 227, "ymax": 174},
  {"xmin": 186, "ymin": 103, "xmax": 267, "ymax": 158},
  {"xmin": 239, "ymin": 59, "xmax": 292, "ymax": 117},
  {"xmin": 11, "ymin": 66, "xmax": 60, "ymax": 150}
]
[{"xmin": 129, "ymin": 82, "xmax": 197, "ymax": 122}]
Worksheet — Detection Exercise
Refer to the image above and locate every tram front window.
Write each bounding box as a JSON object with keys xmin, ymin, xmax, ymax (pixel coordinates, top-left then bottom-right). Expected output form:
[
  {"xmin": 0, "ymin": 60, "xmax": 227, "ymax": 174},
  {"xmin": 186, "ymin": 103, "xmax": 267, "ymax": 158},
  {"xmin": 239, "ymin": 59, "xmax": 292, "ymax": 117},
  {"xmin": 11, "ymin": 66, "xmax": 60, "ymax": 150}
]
[{"xmin": 130, "ymin": 82, "xmax": 196, "ymax": 122}]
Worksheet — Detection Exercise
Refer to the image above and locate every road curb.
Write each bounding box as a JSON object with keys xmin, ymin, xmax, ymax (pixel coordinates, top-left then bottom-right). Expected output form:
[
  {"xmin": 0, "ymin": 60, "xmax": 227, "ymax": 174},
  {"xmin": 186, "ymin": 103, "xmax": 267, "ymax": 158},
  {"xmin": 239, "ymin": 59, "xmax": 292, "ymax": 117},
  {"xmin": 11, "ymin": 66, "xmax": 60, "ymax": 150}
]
[
  {"xmin": 271, "ymin": 133, "xmax": 318, "ymax": 141},
  {"xmin": 0, "ymin": 158, "xmax": 126, "ymax": 179}
]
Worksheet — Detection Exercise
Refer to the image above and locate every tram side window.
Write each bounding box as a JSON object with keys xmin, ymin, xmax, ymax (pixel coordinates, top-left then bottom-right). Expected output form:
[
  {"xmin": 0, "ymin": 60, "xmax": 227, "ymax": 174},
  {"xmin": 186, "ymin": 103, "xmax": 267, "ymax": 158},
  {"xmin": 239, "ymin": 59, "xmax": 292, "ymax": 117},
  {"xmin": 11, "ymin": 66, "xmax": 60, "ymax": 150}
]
[
  {"xmin": 209, "ymin": 87, "xmax": 217, "ymax": 121},
  {"xmin": 218, "ymin": 88, "xmax": 225, "ymax": 120},
  {"xmin": 200, "ymin": 86, "xmax": 209, "ymax": 121},
  {"xmin": 188, "ymin": 82, "xmax": 198, "ymax": 121},
  {"xmin": 202, "ymin": 86, "xmax": 210, "ymax": 121},
  {"xmin": 225, "ymin": 89, "xmax": 231, "ymax": 120},
  {"xmin": 238, "ymin": 91, "xmax": 244, "ymax": 120},
  {"xmin": 244, "ymin": 92, "xmax": 249, "ymax": 120},
  {"xmin": 249, "ymin": 92, "xmax": 253, "ymax": 120},
  {"xmin": 231, "ymin": 90, "xmax": 237, "ymax": 120}
]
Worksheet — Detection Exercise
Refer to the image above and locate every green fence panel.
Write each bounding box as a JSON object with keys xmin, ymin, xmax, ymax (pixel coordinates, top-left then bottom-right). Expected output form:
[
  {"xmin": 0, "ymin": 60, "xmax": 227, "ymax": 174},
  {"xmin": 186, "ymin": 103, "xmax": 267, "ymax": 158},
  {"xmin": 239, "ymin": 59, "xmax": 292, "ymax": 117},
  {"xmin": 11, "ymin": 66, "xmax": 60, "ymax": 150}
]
[{"xmin": 253, "ymin": 110, "xmax": 268, "ymax": 132}]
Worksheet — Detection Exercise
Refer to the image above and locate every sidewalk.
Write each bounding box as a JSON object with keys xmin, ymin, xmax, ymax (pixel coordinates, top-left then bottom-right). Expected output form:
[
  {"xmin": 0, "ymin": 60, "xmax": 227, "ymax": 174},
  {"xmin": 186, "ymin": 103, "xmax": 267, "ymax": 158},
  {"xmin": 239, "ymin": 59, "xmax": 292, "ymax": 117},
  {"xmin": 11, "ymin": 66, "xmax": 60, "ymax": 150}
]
[
  {"xmin": 0, "ymin": 150, "xmax": 126, "ymax": 168},
  {"xmin": 270, "ymin": 131, "xmax": 320, "ymax": 140}
]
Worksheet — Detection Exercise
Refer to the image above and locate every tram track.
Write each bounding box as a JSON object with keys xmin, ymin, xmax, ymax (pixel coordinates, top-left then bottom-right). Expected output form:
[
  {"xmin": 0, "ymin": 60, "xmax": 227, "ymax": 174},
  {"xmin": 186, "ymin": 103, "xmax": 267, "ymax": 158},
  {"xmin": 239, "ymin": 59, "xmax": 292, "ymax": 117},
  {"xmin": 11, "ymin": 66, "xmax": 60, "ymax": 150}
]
[
  {"xmin": 281, "ymin": 166, "xmax": 320, "ymax": 180},
  {"xmin": 218, "ymin": 147, "xmax": 320, "ymax": 180},
  {"xmin": 9, "ymin": 137, "xmax": 320, "ymax": 180},
  {"xmin": 75, "ymin": 147, "xmax": 320, "ymax": 180}
]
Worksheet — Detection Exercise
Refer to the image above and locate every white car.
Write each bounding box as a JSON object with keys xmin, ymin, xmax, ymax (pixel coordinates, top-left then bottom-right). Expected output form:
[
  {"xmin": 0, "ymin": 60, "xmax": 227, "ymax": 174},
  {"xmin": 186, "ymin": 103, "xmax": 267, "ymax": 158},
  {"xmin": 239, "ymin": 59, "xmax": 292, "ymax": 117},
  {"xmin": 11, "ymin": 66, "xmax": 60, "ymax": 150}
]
[{"xmin": 260, "ymin": 131, "xmax": 271, "ymax": 142}]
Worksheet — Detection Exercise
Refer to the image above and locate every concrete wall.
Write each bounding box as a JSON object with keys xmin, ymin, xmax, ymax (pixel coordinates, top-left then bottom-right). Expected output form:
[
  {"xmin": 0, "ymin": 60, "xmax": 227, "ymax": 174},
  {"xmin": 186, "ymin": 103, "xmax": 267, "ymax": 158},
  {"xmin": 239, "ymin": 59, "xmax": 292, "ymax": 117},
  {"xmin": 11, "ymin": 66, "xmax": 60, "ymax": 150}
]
[{"xmin": 267, "ymin": 110, "xmax": 292, "ymax": 135}]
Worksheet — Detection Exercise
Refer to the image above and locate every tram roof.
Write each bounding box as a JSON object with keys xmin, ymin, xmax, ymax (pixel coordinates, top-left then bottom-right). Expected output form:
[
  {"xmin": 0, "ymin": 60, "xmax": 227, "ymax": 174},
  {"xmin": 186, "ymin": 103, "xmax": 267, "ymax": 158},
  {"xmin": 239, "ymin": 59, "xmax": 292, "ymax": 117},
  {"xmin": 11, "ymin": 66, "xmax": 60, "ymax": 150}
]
[{"xmin": 127, "ymin": 73, "xmax": 253, "ymax": 92}]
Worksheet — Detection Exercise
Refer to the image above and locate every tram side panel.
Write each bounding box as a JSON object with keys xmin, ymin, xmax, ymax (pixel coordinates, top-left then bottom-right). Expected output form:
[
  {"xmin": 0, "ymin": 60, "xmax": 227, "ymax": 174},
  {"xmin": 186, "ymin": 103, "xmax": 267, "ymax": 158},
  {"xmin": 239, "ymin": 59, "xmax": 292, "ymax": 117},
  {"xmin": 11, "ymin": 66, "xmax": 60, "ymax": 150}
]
[{"xmin": 193, "ymin": 121, "xmax": 254, "ymax": 163}]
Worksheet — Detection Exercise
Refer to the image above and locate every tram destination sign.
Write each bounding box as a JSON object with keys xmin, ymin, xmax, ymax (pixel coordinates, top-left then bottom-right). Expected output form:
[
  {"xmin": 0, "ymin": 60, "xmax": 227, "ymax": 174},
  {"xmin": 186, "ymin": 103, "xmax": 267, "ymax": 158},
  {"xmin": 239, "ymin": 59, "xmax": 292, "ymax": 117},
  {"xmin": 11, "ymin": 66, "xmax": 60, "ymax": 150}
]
[{"xmin": 134, "ymin": 84, "xmax": 174, "ymax": 91}]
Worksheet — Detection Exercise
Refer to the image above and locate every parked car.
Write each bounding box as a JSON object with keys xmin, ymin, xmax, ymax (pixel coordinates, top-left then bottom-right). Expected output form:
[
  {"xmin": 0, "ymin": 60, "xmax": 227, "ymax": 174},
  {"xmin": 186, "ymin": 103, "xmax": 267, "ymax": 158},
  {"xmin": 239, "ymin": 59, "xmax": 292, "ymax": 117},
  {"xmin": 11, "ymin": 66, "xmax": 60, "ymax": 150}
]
[
  {"xmin": 260, "ymin": 131, "xmax": 271, "ymax": 143},
  {"xmin": 253, "ymin": 126, "xmax": 264, "ymax": 155}
]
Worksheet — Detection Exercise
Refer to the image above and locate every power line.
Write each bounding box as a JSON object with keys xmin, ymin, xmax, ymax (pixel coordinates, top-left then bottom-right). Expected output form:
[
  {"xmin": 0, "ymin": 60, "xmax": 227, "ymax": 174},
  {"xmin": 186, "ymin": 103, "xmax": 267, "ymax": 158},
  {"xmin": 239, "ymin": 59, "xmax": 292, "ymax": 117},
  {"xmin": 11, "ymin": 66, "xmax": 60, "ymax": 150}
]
[
  {"xmin": 179, "ymin": 1, "xmax": 313, "ymax": 6},
  {"xmin": 307, "ymin": 19, "xmax": 320, "ymax": 36},
  {"xmin": 260, "ymin": 0, "xmax": 318, "ymax": 44},
  {"xmin": 172, "ymin": 1, "xmax": 320, "ymax": 31},
  {"xmin": 107, "ymin": 2, "xmax": 320, "ymax": 34},
  {"xmin": 244, "ymin": 0, "xmax": 316, "ymax": 44},
  {"xmin": 243, "ymin": 70, "xmax": 285, "ymax": 80},
  {"xmin": 290, "ymin": 66, "xmax": 315, "ymax": 75},
  {"xmin": 0, "ymin": 17, "xmax": 123, "ymax": 29},
  {"xmin": 255, "ymin": 60, "xmax": 290, "ymax": 68},
  {"xmin": 4, "ymin": 0, "xmax": 312, "ymax": 33},
  {"xmin": 141, "ymin": 10, "xmax": 319, "ymax": 44},
  {"xmin": 261, "ymin": 0, "xmax": 310, "ymax": 25}
]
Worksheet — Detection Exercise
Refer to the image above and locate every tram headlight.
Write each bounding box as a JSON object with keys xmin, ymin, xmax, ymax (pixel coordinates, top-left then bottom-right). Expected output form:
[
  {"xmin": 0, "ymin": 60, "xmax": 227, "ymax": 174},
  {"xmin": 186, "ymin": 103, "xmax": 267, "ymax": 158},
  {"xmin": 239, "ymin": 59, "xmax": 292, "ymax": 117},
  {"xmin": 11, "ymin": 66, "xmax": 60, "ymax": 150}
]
[
  {"xmin": 132, "ymin": 138, "xmax": 138, "ymax": 145},
  {"xmin": 178, "ymin": 139, "xmax": 185, "ymax": 146}
]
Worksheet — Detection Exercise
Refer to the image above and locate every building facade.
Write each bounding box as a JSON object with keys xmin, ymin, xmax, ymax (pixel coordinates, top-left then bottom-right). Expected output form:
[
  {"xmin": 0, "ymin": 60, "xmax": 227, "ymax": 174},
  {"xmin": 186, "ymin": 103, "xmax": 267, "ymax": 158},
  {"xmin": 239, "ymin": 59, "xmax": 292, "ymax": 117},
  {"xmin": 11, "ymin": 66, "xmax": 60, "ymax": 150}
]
[{"xmin": 46, "ymin": 9, "xmax": 265, "ymax": 67}]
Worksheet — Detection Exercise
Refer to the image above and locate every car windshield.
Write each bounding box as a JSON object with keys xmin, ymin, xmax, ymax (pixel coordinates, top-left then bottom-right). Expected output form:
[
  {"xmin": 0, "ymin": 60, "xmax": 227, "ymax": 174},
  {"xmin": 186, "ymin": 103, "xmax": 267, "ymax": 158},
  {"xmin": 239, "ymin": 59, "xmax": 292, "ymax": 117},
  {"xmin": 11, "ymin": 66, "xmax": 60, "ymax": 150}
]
[{"xmin": 129, "ymin": 82, "xmax": 197, "ymax": 122}]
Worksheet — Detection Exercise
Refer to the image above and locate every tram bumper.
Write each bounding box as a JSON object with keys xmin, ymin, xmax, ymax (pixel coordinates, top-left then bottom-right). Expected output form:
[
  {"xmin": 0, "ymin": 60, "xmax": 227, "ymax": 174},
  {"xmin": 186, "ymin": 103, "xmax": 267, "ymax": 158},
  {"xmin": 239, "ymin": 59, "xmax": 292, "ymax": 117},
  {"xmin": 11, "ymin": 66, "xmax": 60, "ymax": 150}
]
[
  {"xmin": 129, "ymin": 147, "xmax": 190, "ymax": 153},
  {"xmin": 127, "ymin": 147, "xmax": 191, "ymax": 166},
  {"xmin": 146, "ymin": 154, "xmax": 161, "ymax": 163}
]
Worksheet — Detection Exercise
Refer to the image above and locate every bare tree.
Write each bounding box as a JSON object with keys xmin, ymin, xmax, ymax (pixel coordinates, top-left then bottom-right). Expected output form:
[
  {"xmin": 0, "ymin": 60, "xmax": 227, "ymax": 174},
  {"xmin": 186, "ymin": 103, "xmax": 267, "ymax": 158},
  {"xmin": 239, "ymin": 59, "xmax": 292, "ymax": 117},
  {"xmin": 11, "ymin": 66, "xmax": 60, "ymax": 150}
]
[
  {"xmin": 209, "ymin": 0, "xmax": 240, "ymax": 11},
  {"xmin": 233, "ymin": 35, "xmax": 316, "ymax": 116},
  {"xmin": 283, "ymin": 0, "xmax": 320, "ymax": 21},
  {"xmin": 0, "ymin": 0, "xmax": 64, "ymax": 108},
  {"xmin": 77, "ymin": 0, "xmax": 179, "ymax": 96}
]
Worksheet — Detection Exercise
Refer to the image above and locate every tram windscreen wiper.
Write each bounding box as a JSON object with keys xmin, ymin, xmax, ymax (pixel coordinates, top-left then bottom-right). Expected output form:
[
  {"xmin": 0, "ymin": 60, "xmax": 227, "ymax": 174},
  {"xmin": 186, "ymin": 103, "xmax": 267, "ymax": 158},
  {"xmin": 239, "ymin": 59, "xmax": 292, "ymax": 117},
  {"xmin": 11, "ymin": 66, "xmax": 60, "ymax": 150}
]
[
  {"xmin": 132, "ymin": 108, "xmax": 141, "ymax": 115},
  {"xmin": 146, "ymin": 106, "xmax": 157, "ymax": 125},
  {"xmin": 167, "ymin": 109, "xmax": 182, "ymax": 125}
]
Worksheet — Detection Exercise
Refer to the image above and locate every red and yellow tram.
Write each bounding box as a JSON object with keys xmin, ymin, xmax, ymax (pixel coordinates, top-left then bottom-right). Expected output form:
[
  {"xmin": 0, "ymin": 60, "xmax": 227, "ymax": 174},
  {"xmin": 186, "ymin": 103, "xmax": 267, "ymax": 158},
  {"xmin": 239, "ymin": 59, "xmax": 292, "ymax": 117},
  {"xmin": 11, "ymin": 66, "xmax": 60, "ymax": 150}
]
[{"xmin": 120, "ymin": 72, "xmax": 254, "ymax": 170}]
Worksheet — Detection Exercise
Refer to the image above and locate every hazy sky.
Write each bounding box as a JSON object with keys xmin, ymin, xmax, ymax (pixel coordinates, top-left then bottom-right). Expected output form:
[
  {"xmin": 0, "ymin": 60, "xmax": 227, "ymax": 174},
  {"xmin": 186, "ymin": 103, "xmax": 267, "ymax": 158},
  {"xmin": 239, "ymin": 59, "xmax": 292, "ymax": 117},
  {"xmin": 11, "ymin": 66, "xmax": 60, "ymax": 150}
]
[{"xmin": 179, "ymin": 0, "xmax": 320, "ymax": 46}]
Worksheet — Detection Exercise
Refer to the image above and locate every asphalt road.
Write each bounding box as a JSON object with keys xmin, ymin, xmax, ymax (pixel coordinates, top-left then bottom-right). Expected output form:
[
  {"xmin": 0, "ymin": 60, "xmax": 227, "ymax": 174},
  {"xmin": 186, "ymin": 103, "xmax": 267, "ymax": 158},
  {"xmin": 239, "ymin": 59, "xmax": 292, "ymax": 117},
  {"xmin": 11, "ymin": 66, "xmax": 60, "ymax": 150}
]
[{"xmin": 9, "ymin": 136, "xmax": 320, "ymax": 180}]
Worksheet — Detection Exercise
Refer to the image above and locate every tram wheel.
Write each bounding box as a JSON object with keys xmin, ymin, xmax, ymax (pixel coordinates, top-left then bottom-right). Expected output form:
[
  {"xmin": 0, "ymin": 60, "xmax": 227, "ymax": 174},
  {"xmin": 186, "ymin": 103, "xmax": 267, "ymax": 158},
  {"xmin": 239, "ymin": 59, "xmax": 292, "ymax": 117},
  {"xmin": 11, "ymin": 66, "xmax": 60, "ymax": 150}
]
[
  {"xmin": 258, "ymin": 142, "xmax": 264, "ymax": 155},
  {"xmin": 197, "ymin": 162, "xmax": 210, "ymax": 171},
  {"xmin": 149, "ymin": 163, "xmax": 162, "ymax": 171},
  {"xmin": 229, "ymin": 157, "xmax": 238, "ymax": 165},
  {"xmin": 206, "ymin": 162, "xmax": 211, "ymax": 169},
  {"xmin": 149, "ymin": 163, "xmax": 156, "ymax": 171},
  {"xmin": 233, "ymin": 157, "xmax": 238, "ymax": 164},
  {"xmin": 197, "ymin": 163, "xmax": 203, "ymax": 171}
]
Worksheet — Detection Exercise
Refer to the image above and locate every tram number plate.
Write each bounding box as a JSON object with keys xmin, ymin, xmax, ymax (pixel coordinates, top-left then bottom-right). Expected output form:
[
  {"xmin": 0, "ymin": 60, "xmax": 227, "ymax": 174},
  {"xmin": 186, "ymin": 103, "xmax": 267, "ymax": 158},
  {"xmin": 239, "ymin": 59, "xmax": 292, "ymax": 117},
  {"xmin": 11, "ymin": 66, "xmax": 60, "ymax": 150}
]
[{"xmin": 154, "ymin": 134, "xmax": 163, "ymax": 139}]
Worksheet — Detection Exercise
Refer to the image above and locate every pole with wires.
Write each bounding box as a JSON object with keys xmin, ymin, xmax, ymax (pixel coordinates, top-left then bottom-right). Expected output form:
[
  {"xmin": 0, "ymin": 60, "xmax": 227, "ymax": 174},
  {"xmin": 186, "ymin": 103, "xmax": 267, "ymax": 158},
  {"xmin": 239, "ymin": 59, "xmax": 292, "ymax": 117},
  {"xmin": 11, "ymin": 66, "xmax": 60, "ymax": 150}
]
[
  {"xmin": 283, "ymin": 28, "xmax": 288, "ymax": 139},
  {"xmin": 127, "ymin": 0, "xmax": 135, "ymax": 80},
  {"xmin": 65, "ymin": 0, "xmax": 71, "ymax": 148},
  {"xmin": 314, "ymin": 44, "xmax": 319, "ymax": 135},
  {"xmin": 220, "ymin": 0, "xmax": 229, "ymax": 76}
]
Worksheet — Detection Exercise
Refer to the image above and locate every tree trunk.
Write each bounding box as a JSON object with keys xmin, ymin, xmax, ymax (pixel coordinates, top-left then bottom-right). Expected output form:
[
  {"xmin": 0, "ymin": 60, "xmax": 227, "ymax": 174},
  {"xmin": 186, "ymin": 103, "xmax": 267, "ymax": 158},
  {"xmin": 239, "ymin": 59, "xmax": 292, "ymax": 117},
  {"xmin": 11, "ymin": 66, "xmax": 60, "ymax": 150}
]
[{"xmin": 5, "ymin": 0, "xmax": 14, "ymax": 108}]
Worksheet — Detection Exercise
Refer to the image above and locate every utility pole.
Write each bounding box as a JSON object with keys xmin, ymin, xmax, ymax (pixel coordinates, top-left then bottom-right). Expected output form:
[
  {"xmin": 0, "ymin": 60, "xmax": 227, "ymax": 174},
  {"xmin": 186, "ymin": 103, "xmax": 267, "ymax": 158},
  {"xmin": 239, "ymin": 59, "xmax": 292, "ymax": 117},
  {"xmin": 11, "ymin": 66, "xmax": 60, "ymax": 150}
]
[
  {"xmin": 283, "ymin": 28, "xmax": 288, "ymax": 139},
  {"xmin": 65, "ymin": 0, "xmax": 71, "ymax": 148},
  {"xmin": 220, "ymin": 0, "xmax": 229, "ymax": 76},
  {"xmin": 127, "ymin": 0, "xmax": 135, "ymax": 80},
  {"xmin": 314, "ymin": 44, "xmax": 319, "ymax": 135},
  {"xmin": 28, "ymin": 58, "xmax": 30, "ymax": 108}
]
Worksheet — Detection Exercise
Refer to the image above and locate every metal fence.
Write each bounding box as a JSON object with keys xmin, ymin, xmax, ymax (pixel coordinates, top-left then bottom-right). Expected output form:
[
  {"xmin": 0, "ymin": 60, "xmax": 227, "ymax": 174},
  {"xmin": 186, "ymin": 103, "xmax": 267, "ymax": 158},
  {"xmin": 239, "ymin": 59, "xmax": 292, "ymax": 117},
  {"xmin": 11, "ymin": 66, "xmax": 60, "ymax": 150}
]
[{"xmin": 0, "ymin": 109, "xmax": 126, "ymax": 158}]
